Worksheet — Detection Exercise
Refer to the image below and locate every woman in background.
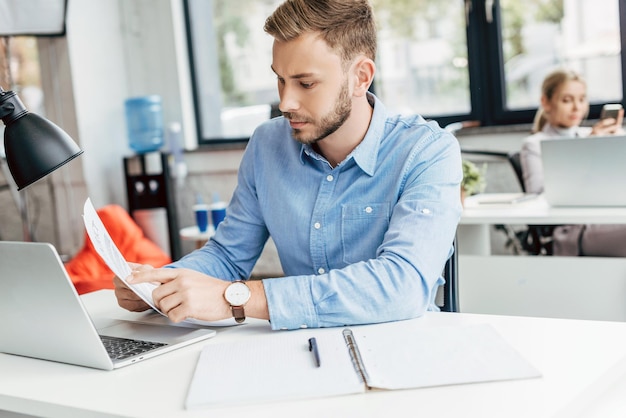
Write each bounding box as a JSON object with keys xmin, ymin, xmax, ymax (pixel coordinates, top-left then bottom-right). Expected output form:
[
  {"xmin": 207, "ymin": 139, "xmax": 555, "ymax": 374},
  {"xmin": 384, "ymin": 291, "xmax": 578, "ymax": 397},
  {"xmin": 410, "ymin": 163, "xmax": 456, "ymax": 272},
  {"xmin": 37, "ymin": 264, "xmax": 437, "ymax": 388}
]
[{"xmin": 520, "ymin": 69, "xmax": 625, "ymax": 256}]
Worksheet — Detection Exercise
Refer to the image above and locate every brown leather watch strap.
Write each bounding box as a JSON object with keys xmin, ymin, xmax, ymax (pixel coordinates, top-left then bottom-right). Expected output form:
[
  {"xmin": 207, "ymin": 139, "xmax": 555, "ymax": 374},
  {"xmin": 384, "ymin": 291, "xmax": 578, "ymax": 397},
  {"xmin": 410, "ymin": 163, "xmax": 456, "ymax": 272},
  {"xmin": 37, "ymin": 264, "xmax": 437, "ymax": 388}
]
[{"xmin": 231, "ymin": 305, "xmax": 246, "ymax": 323}]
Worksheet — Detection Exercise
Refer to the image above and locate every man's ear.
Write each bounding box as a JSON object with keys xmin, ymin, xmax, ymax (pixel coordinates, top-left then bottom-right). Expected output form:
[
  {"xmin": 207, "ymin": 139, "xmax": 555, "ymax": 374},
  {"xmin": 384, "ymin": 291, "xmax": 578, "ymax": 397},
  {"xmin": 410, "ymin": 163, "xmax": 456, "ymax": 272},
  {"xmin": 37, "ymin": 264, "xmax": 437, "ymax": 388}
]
[{"xmin": 352, "ymin": 57, "xmax": 376, "ymax": 97}]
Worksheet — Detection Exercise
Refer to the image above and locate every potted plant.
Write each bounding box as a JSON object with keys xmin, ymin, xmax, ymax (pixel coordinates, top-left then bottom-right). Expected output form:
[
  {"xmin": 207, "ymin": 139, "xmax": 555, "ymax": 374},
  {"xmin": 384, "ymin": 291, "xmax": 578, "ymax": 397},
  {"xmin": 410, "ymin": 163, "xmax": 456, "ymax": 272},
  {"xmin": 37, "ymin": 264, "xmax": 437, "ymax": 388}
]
[{"xmin": 461, "ymin": 160, "xmax": 486, "ymax": 204}]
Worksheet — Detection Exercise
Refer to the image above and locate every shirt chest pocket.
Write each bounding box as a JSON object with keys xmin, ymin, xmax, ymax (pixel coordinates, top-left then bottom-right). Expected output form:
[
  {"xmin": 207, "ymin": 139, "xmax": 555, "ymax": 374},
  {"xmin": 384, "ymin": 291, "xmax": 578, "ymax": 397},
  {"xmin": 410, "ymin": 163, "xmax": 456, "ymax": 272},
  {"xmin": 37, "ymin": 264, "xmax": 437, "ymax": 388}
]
[{"xmin": 341, "ymin": 203, "xmax": 390, "ymax": 264}]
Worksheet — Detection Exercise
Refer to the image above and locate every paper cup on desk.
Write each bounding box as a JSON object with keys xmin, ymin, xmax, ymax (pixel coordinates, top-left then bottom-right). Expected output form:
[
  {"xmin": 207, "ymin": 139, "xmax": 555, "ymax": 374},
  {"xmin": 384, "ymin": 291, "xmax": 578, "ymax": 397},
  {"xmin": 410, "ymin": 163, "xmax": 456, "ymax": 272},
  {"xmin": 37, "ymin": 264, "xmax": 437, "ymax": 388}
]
[
  {"xmin": 210, "ymin": 202, "xmax": 227, "ymax": 229},
  {"xmin": 193, "ymin": 204, "xmax": 209, "ymax": 233}
]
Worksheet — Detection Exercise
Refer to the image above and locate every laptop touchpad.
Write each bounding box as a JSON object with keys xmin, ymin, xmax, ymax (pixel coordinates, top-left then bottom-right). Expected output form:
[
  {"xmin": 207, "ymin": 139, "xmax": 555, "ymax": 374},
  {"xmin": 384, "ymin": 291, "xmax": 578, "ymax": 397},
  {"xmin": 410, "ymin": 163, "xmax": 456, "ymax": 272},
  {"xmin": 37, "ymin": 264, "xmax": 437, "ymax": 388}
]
[{"xmin": 98, "ymin": 320, "xmax": 214, "ymax": 343}]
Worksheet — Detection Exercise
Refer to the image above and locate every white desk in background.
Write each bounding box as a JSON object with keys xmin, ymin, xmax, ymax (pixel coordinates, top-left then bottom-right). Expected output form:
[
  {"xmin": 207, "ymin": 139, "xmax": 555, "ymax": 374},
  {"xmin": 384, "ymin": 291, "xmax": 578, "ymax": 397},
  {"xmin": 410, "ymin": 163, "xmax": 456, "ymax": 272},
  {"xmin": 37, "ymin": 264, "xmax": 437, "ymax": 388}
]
[
  {"xmin": 459, "ymin": 193, "xmax": 626, "ymax": 255},
  {"xmin": 1, "ymin": 290, "xmax": 626, "ymax": 418},
  {"xmin": 458, "ymin": 193, "xmax": 626, "ymax": 321},
  {"xmin": 179, "ymin": 225, "xmax": 215, "ymax": 249}
]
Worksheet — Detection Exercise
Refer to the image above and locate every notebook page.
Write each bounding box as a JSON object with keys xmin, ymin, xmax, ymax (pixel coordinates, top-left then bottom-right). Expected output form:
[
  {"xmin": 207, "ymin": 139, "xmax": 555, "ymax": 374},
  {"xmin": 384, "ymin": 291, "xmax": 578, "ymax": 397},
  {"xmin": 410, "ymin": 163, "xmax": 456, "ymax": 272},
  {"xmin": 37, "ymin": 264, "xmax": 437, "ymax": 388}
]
[
  {"xmin": 185, "ymin": 330, "xmax": 363, "ymax": 409},
  {"xmin": 353, "ymin": 322, "xmax": 541, "ymax": 390}
]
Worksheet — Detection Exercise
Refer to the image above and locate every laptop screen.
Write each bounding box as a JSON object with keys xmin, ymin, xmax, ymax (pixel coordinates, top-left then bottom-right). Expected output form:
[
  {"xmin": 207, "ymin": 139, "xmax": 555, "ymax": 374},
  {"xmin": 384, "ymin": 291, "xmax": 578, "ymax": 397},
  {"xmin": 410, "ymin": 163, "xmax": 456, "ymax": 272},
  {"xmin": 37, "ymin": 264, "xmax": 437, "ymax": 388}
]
[{"xmin": 540, "ymin": 135, "xmax": 626, "ymax": 207}]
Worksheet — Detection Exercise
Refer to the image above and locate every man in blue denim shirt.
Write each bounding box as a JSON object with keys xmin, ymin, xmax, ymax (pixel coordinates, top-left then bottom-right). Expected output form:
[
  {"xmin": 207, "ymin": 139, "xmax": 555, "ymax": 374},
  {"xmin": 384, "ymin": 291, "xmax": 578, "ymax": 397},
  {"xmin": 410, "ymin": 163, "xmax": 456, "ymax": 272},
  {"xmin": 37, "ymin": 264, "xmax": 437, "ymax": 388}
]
[{"xmin": 116, "ymin": 0, "xmax": 462, "ymax": 330}]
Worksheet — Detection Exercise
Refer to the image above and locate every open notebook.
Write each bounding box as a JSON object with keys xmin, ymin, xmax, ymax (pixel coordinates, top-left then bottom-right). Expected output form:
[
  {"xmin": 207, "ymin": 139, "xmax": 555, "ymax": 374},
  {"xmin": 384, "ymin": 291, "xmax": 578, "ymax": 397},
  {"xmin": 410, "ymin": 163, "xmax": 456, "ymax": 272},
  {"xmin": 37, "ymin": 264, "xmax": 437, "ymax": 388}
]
[{"xmin": 185, "ymin": 320, "xmax": 541, "ymax": 408}]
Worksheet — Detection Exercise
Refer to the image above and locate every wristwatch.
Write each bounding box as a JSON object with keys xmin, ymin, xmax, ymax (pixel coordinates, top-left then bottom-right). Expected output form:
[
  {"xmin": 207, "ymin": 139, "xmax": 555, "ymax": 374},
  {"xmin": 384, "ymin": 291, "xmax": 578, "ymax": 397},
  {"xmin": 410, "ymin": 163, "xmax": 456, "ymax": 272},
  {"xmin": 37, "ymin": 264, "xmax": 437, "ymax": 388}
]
[{"xmin": 224, "ymin": 281, "xmax": 251, "ymax": 323}]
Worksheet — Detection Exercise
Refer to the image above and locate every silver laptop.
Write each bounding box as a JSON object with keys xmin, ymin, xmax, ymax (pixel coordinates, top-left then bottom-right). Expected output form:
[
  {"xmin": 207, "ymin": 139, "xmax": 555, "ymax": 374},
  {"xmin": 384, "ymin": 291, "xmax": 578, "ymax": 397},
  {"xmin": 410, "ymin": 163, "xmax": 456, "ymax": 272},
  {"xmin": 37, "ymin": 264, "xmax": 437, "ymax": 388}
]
[
  {"xmin": 541, "ymin": 135, "xmax": 626, "ymax": 207},
  {"xmin": 0, "ymin": 241, "xmax": 216, "ymax": 370}
]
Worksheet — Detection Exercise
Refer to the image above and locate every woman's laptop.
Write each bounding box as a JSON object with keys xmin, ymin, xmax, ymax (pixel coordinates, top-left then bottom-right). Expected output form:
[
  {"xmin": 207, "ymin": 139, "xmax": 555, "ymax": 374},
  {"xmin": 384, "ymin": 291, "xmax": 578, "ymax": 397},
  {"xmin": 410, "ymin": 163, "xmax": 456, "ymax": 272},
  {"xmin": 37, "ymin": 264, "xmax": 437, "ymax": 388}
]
[
  {"xmin": 0, "ymin": 241, "xmax": 216, "ymax": 370},
  {"xmin": 540, "ymin": 135, "xmax": 626, "ymax": 207}
]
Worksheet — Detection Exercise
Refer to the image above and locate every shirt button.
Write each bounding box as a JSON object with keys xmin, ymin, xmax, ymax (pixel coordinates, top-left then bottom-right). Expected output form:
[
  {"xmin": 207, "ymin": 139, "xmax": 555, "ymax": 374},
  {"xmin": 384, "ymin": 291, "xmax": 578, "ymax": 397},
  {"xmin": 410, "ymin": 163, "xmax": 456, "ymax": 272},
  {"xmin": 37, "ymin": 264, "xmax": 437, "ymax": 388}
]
[
  {"xmin": 326, "ymin": 175, "xmax": 334, "ymax": 182},
  {"xmin": 421, "ymin": 208, "xmax": 431, "ymax": 214},
  {"xmin": 299, "ymin": 324, "xmax": 308, "ymax": 329},
  {"xmin": 314, "ymin": 222, "xmax": 321, "ymax": 229},
  {"xmin": 365, "ymin": 206, "xmax": 373, "ymax": 213},
  {"xmin": 318, "ymin": 268, "xmax": 325, "ymax": 274}
]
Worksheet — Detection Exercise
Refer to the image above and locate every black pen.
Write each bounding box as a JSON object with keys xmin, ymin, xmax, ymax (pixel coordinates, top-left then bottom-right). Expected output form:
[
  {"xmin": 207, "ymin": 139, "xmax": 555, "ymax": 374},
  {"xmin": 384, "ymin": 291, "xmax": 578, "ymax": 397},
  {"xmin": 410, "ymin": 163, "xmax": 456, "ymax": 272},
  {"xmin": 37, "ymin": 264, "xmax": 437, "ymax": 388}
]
[{"xmin": 308, "ymin": 337, "xmax": 321, "ymax": 367}]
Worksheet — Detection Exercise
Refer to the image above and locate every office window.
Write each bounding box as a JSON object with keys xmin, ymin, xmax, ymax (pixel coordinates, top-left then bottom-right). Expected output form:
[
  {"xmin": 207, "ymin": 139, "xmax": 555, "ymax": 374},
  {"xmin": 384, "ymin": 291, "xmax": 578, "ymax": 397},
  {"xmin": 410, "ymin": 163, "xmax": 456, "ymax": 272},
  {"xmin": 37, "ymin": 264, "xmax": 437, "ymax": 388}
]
[
  {"xmin": 372, "ymin": 0, "xmax": 470, "ymax": 117},
  {"xmin": 470, "ymin": 0, "xmax": 623, "ymax": 125},
  {"xmin": 185, "ymin": 0, "xmax": 281, "ymax": 143},
  {"xmin": 185, "ymin": 0, "xmax": 625, "ymax": 144},
  {"xmin": 500, "ymin": 0, "xmax": 622, "ymax": 111},
  {"xmin": 0, "ymin": 36, "xmax": 44, "ymax": 115}
]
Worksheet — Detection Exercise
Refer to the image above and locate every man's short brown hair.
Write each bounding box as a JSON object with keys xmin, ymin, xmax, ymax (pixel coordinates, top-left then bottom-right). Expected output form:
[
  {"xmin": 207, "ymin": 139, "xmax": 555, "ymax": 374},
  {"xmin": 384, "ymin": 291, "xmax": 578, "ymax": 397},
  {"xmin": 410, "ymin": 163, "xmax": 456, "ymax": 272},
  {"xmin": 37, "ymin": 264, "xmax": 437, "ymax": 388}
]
[{"xmin": 264, "ymin": 0, "xmax": 377, "ymax": 65}]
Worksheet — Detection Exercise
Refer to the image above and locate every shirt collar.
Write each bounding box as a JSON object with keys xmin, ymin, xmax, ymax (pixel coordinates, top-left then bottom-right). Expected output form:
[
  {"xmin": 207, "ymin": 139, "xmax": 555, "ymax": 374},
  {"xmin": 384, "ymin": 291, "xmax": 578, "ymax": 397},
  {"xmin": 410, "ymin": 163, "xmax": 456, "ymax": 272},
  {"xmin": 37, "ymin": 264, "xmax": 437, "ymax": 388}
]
[
  {"xmin": 299, "ymin": 92, "xmax": 384, "ymax": 176},
  {"xmin": 543, "ymin": 123, "xmax": 583, "ymax": 138}
]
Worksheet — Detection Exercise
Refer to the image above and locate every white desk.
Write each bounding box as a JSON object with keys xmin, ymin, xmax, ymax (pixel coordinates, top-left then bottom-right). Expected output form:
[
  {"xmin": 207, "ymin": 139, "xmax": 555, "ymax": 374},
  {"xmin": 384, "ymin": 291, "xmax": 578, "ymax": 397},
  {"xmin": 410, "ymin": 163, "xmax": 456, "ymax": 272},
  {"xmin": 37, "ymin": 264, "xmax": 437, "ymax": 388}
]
[
  {"xmin": 179, "ymin": 225, "xmax": 215, "ymax": 249},
  {"xmin": 1, "ymin": 290, "xmax": 626, "ymax": 417},
  {"xmin": 459, "ymin": 193, "xmax": 626, "ymax": 255},
  {"xmin": 458, "ymin": 193, "xmax": 626, "ymax": 321}
]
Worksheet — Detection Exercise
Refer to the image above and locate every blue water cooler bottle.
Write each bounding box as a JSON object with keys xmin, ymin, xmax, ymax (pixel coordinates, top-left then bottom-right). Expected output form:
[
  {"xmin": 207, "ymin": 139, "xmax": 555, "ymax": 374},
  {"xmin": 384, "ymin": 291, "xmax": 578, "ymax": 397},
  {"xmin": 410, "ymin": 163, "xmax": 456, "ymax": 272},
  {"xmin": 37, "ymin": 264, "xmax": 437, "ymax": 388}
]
[{"xmin": 124, "ymin": 95, "xmax": 164, "ymax": 153}]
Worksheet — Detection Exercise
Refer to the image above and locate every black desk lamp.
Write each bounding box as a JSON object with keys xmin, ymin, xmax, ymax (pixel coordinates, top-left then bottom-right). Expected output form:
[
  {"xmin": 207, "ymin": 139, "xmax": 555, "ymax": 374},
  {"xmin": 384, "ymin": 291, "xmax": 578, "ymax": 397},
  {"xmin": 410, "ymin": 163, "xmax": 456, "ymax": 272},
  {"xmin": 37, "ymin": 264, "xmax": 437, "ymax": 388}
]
[{"xmin": 0, "ymin": 86, "xmax": 83, "ymax": 190}]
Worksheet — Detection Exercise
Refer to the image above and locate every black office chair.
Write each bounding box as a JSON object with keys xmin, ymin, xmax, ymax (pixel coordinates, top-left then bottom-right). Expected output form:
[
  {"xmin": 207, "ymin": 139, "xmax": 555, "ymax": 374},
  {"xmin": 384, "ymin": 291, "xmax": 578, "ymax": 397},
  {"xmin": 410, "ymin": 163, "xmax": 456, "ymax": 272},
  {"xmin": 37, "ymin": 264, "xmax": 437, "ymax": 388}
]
[
  {"xmin": 504, "ymin": 151, "xmax": 556, "ymax": 255},
  {"xmin": 461, "ymin": 149, "xmax": 555, "ymax": 255},
  {"xmin": 438, "ymin": 238, "xmax": 458, "ymax": 312}
]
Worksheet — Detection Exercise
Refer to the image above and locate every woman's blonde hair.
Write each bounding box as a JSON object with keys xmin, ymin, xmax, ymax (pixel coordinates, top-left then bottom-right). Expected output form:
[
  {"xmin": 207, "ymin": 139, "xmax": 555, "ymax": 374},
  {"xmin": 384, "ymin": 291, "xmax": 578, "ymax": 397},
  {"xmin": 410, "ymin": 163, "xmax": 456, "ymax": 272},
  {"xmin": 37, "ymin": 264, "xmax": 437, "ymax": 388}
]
[
  {"xmin": 263, "ymin": 0, "xmax": 377, "ymax": 67},
  {"xmin": 532, "ymin": 69, "xmax": 587, "ymax": 133}
]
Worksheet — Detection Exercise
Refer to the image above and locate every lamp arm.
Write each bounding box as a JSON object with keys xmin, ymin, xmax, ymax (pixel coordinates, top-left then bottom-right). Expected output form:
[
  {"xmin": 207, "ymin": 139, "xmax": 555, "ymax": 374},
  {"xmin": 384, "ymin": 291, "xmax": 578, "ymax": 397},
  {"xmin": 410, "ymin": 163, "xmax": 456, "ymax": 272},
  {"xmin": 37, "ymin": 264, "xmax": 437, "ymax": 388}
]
[
  {"xmin": 0, "ymin": 88, "xmax": 28, "ymax": 123},
  {"xmin": 0, "ymin": 86, "xmax": 11, "ymax": 119}
]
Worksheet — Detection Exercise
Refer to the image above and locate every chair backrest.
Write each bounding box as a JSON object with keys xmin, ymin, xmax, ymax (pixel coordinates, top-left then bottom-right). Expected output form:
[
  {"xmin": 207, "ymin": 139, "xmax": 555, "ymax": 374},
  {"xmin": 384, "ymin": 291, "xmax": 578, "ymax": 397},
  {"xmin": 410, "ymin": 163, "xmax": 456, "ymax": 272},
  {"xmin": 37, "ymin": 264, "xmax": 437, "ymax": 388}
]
[
  {"xmin": 507, "ymin": 151, "xmax": 525, "ymax": 192},
  {"xmin": 438, "ymin": 238, "xmax": 459, "ymax": 312},
  {"xmin": 460, "ymin": 149, "xmax": 525, "ymax": 193}
]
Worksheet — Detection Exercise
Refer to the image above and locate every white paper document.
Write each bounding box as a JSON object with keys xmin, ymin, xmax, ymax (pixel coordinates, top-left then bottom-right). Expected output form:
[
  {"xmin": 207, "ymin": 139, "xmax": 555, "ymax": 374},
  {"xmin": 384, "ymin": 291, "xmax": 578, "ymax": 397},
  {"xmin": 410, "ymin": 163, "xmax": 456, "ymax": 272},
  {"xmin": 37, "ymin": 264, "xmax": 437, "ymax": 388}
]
[
  {"xmin": 470, "ymin": 193, "xmax": 538, "ymax": 205},
  {"xmin": 185, "ymin": 321, "xmax": 541, "ymax": 409},
  {"xmin": 82, "ymin": 198, "xmax": 238, "ymax": 327},
  {"xmin": 83, "ymin": 198, "xmax": 159, "ymax": 310}
]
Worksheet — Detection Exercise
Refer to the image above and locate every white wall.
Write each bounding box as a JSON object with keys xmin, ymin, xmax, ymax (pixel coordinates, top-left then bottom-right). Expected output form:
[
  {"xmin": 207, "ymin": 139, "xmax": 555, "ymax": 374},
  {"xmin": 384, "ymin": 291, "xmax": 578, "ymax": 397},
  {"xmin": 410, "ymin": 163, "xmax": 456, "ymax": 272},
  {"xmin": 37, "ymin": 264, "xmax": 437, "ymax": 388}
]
[
  {"xmin": 65, "ymin": 0, "xmax": 128, "ymax": 208},
  {"xmin": 64, "ymin": 0, "xmax": 194, "ymax": 209}
]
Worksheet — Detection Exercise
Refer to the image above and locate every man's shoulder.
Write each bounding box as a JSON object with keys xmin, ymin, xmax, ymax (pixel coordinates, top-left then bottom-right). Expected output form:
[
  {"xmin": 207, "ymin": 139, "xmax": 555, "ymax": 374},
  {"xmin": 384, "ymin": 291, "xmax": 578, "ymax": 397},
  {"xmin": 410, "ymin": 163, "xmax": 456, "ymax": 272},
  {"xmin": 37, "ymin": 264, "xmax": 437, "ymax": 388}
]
[{"xmin": 382, "ymin": 112, "xmax": 453, "ymax": 146}]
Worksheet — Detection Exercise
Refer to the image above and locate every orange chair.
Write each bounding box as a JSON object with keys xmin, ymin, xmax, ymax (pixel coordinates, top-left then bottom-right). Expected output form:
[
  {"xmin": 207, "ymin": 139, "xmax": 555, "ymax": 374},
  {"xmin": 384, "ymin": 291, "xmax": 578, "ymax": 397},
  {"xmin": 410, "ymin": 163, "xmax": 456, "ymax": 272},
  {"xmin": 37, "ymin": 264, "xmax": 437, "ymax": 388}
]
[{"xmin": 64, "ymin": 204, "xmax": 172, "ymax": 294}]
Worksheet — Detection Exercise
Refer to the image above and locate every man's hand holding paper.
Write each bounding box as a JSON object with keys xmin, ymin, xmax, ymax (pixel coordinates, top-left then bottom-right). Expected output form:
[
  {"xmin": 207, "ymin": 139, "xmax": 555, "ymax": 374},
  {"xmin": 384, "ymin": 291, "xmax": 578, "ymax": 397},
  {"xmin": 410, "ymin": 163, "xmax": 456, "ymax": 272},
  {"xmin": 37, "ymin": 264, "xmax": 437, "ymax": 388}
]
[
  {"xmin": 112, "ymin": 264, "xmax": 155, "ymax": 312},
  {"xmin": 125, "ymin": 266, "xmax": 232, "ymax": 323},
  {"xmin": 84, "ymin": 198, "xmax": 241, "ymax": 326},
  {"xmin": 83, "ymin": 198, "xmax": 161, "ymax": 313}
]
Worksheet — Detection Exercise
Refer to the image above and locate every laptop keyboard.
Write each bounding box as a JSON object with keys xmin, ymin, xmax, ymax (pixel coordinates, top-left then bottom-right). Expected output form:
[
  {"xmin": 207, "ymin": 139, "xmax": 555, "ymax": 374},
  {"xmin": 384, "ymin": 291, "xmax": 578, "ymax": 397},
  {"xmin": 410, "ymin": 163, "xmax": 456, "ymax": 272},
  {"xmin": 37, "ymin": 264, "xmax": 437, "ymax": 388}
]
[{"xmin": 100, "ymin": 335, "xmax": 167, "ymax": 360}]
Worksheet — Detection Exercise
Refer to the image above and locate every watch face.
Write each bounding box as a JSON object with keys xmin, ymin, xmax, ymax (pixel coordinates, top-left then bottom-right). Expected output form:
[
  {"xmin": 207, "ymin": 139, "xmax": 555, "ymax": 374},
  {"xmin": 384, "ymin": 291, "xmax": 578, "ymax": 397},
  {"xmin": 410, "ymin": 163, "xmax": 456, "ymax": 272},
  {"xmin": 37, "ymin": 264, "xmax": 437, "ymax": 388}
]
[{"xmin": 225, "ymin": 281, "xmax": 251, "ymax": 306}]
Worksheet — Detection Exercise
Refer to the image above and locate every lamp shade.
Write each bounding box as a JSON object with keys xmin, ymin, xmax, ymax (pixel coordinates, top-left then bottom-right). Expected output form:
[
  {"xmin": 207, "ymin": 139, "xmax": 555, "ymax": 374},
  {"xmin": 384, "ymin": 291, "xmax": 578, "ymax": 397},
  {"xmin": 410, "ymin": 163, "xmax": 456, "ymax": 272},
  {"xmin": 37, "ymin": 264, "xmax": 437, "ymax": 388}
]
[{"xmin": 1, "ymin": 89, "xmax": 83, "ymax": 190}]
